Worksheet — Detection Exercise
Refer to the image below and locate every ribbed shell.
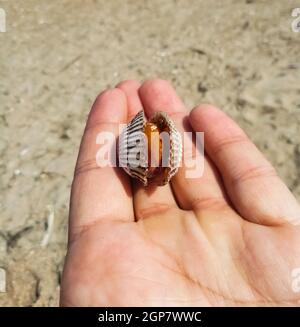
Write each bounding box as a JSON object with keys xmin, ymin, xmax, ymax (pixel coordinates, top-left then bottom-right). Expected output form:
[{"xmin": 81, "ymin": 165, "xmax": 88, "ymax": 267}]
[
  {"xmin": 119, "ymin": 111, "xmax": 148, "ymax": 185},
  {"xmin": 119, "ymin": 110, "xmax": 182, "ymax": 186}
]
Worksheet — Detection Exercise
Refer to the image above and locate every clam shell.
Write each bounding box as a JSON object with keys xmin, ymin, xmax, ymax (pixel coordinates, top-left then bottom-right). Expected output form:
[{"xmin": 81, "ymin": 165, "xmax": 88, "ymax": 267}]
[{"xmin": 119, "ymin": 110, "xmax": 182, "ymax": 186}]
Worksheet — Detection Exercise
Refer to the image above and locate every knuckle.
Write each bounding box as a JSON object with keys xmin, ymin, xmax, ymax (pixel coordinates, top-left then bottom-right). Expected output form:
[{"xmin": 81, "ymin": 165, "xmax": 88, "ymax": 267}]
[
  {"xmin": 136, "ymin": 203, "xmax": 175, "ymax": 220},
  {"xmin": 191, "ymin": 196, "xmax": 228, "ymax": 212},
  {"xmin": 74, "ymin": 158, "xmax": 99, "ymax": 177},
  {"xmin": 211, "ymin": 134, "xmax": 249, "ymax": 157},
  {"xmin": 231, "ymin": 164, "xmax": 278, "ymax": 186}
]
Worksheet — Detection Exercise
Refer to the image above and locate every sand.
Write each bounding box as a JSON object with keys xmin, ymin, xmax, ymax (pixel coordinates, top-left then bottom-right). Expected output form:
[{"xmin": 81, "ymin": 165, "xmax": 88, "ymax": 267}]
[{"xmin": 0, "ymin": 0, "xmax": 300, "ymax": 306}]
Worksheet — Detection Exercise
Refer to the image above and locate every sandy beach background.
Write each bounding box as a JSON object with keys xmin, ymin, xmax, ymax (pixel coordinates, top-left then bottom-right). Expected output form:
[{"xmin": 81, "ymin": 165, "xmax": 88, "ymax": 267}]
[{"xmin": 0, "ymin": 0, "xmax": 300, "ymax": 306}]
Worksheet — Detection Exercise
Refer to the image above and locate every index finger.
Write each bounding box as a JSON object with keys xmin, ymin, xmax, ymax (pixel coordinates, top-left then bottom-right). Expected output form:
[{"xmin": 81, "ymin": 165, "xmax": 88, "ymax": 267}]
[{"xmin": 69, "ymin": 88, "xmax": 134, "ymax": 240}]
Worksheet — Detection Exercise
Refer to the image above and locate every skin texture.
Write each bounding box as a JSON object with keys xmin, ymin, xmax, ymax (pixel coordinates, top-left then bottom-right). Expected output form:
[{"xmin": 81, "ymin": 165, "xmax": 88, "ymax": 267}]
[{"xmin": 60, "ymin": 79, "xmax": 300, "ymax": 306}]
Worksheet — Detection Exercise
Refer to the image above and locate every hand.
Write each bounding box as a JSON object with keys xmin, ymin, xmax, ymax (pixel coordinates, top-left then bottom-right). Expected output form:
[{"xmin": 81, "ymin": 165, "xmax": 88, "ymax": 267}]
[{"xmin": 60, "ymin": 79, "xmax": 300, "ymax": 306}]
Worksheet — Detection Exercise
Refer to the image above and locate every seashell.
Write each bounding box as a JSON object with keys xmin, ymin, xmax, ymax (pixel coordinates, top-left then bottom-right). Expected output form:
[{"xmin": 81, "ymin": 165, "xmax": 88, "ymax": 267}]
[{"xmin": 119, "ymin": 110, "xmax": 182, "ymax": 186}]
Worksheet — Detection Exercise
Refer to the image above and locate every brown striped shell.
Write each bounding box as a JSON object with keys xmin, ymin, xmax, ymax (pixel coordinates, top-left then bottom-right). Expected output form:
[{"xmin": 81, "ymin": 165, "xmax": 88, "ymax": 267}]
[{"xmin": 119, "ymin": 110, "xmax": 182, "ymax": 186}]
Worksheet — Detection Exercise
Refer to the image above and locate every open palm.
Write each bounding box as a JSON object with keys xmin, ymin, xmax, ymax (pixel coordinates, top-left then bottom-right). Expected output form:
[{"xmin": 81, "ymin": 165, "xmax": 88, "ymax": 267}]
[{"xmin": 60, "ymin": 79, "xmax": 300, "ymax": 306}]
